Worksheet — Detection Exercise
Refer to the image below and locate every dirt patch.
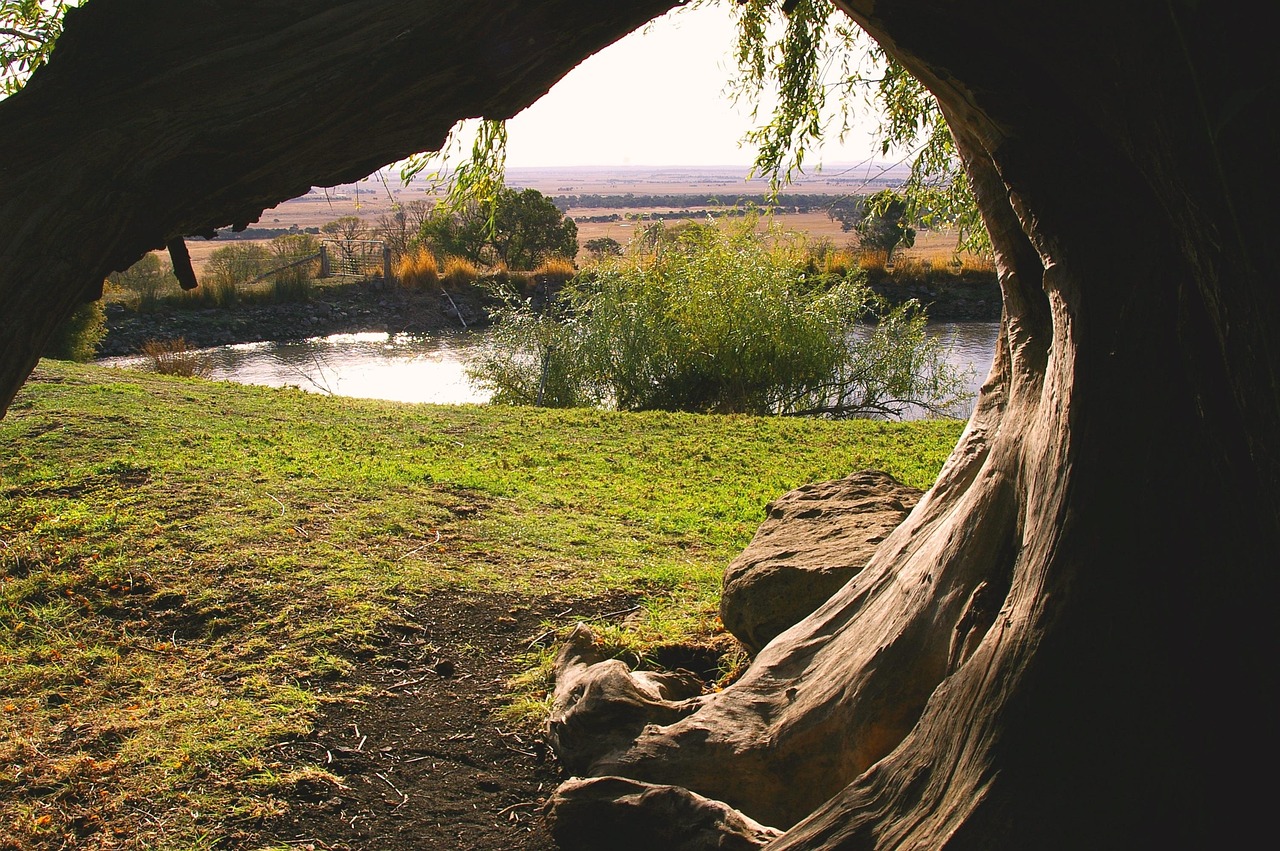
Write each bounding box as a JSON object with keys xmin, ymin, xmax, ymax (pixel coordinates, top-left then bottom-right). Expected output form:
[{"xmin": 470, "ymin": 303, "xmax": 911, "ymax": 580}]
[{"xmin": 261, "ymin": 591, "xmax": 647, "ymax": 851}]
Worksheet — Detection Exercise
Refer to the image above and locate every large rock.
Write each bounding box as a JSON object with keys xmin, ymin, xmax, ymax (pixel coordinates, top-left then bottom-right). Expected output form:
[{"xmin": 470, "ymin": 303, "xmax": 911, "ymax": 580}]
[{"xmin": 720, "ymin": 470, "xmax": 922, "ymax": 654}]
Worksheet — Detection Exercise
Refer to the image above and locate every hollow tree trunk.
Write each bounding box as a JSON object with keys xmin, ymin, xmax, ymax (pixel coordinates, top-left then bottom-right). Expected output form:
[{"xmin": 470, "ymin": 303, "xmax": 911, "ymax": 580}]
[
  {"xmin": 2, "ymin": 1, "xmax": 1276, "ymax": 849},
  {"xmin": 547, "ymin": 2, "xmax": 1278, "ymax": 848}
]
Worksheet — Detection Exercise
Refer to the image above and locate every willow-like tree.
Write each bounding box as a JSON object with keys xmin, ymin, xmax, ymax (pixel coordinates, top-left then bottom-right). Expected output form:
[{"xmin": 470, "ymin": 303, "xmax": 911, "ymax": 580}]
[{"xmin": 0, "ymin": 1, "xmax": 1273, "ymax": 849}]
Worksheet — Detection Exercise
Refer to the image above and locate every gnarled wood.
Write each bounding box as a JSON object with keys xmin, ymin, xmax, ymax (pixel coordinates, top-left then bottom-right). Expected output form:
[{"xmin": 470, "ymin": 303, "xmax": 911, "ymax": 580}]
[{"xmin": 547, "ymin": 1, "xmax": 1276, "ymax": 847}]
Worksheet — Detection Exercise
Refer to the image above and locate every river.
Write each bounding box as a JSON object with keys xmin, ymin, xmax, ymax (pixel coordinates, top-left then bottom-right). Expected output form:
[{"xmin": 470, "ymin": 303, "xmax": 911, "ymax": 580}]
[{"xmin": 99, "ymin": 323, "xmax": 1001, "ymax": 418}]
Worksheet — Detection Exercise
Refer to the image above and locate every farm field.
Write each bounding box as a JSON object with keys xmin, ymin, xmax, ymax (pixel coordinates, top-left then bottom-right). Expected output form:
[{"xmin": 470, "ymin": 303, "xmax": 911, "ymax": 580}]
[{"xmin": 169, "ymin": 163, "xmax": 963, "ymax": 270}]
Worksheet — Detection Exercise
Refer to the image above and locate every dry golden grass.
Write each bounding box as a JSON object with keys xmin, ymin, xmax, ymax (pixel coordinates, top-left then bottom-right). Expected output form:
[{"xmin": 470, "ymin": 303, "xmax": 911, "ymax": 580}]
[
  {"xmin": 822, "ymin": 249, "xmax": 858, "ymax": 277},
  {"xmin": 440, "ymin": 256, "xmax": 480, "ymax": 289},
  {"xmin": 139, "ymin": 338, "xmax": 211, "ymax": 377},
  {"xmin": 394, "ymin": 247, "xmax": 440, "ymax": 289},
  {"xmin": 533, "ymin": 257, "xmax": 577, "ymax": 281}
]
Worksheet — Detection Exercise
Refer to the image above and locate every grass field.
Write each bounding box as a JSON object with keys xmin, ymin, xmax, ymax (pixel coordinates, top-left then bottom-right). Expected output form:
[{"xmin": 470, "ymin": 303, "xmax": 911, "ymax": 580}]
[{"xmin": 0, "ymin": 362, "xmax": 963, "ymax": 849}]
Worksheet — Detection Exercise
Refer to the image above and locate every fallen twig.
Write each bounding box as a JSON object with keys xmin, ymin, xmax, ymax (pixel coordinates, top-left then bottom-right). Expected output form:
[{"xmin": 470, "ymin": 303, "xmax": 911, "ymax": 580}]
[
  {"xmin": 526, "ymin": 629, "xmax": 556, "ymax": 649},
  {"xmin": 497, "ymin": 801, "xmax": 539, "ymax": 816},
  {"xmin": 396, "ymin": 531, "xmax": 441, "ymax": 561},
  {"xmin": 384, "ymin": 676, "xmax": 430, "ymax": 692},
  {"xmin": 589, "ymin": 604, "xmax": 642, "ymax": 621},
  {"xmin": 375, "ymin": 771, "xmax": 409, "ymax": 805}
]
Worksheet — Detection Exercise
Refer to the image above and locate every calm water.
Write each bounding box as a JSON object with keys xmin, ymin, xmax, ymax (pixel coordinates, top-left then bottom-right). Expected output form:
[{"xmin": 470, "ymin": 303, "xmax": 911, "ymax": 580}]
[{"xmin": 100, "ymin": 323, "xmax": 1000, "ymax": 418}]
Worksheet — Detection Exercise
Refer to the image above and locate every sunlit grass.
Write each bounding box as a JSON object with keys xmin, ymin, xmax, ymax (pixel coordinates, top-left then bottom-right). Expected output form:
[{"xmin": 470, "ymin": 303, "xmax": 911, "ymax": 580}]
[{"xmin": 0, "ymin": 360, "xmax": 963, "ymax": 847}]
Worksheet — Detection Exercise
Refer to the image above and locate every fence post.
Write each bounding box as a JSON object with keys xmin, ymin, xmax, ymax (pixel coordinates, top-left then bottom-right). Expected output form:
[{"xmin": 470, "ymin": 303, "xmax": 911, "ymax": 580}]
[
  {"xmin": 383, "ymin": 244, "xmax": 393, "ymax": 282},
  {"xmin": 319, "ymin": 244, "xmax": 330, "ymax": 278}
]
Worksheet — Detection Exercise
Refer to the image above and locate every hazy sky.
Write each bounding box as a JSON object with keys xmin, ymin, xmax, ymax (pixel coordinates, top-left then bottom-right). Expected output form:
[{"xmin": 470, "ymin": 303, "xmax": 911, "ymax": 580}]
[{"xmin": 503, "ymin": 3, "xmax": 882, "ymax": 168}]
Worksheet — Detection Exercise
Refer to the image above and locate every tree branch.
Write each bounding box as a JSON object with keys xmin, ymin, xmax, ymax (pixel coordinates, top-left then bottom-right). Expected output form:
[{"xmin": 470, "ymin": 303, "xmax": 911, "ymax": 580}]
[{"xmin": 0, "ymin": 26, "xmax": 44, "ymax": 42}]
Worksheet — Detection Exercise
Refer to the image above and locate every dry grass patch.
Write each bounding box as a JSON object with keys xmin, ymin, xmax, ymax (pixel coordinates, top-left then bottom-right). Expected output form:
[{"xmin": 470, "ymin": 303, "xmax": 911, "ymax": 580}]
[{"xmin": 394, "ymin": 247, "xmax": 440, "ymax": 290}]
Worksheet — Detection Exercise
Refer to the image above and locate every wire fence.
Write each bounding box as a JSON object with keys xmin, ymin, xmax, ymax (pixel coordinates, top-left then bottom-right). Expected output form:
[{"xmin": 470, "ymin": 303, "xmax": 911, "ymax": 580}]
[{"xmin": 319, "ymin": 239, "xmax": 391, "ymax": 280}]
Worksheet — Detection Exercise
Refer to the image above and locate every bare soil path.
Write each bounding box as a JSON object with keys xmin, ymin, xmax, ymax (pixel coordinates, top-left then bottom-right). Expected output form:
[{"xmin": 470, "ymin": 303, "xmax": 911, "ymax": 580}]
[{"xmin": 263, "ymin": 592, "xmax": 637, "ymax": 851}]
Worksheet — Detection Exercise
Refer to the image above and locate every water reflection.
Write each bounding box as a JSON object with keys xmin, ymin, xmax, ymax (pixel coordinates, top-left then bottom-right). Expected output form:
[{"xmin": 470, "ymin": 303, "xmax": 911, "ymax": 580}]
[
  {"xmin": 102, "ymin": 331, "xmax": 492, "ymax": 406},
  {"xmin": 100, "ymin": 323, "xmax": 1001, "ymax": 417},
  {"xmin": 928, "ymin": 321, "xmax": 1000, "ymax": 418}
]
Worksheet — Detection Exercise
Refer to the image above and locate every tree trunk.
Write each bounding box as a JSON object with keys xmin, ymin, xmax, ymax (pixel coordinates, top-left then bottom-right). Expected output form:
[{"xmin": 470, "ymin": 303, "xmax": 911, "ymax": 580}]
[
  {"xmin": 546, "ymin": 2, "xmax": 1278, "ymax": 848},
  {"xmin": 2, "ymin": 1, "xmax": 1276, "ymax": 848}
]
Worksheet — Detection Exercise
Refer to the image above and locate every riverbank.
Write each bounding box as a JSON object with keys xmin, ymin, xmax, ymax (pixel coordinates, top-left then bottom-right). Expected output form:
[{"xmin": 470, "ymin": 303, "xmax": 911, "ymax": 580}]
[
  {"xmin": 99, "ymin": 279, "xmax": 492, "ymax": 356},
  {"xmin": 99, "ymin": 271, "xmax": 1001, "ymax": 358},
  {"xmin": 1, "ymin": 360, "xmax": 963, "ymax": 850},
  {"xmin": 864, "ymin": 269, "xmax": 1001, "ymax": 321}
]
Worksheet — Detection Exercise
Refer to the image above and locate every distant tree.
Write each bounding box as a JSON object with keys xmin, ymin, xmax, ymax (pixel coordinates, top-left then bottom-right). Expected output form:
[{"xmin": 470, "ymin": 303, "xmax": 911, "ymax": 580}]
[
  {"xmin": 374, "ymin": 200, "xmax": 432, "ymax": 258},
  {"xmin": 826, "ymin": 196, "xmax": 867, "ymax": 233},
  {"xmin": 418, "ymin": 187, "xmax": 577, "ymax": 270},
  {"xmin": 584, "ymin": 236, "xmax": 623, "ymax": 260},
  {"xmin": 854, "ymin": 189, "xmax": 916, "ymax": 262},
  {"xmin": 108, "ymin": 253, "xmax": 178, "ymax": 311},
  {"xmin": 321, "ymin": 215, "xmax": 367, "ymax": 246}
]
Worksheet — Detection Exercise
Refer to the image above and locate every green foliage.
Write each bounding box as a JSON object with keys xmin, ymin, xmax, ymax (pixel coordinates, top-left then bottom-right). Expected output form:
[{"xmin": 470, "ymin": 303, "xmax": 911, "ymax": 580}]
[
  {"xmin": 107, "ymin": 253, "xmax": 179, "ymax": 311},
  {"xmin": 721, "ymin": 0, "xmax": 990, "ymax": 254},
  {"xmin": 41, "ymin": 298, "xmax": 104, "ymax": 361},
  {"xmin": 269, "ymin": 232, "xmax": 319, "ymax": 302},
  {"xmin": 418, "ymin": 187, "xmax": 577, "ymax": 271},
  {"xmin": 584, "ymin": 236, "xmax": 624, "ymax": 260},
  {"xmin": 471, "ymin": 220, "xmax": 969, "ymax": 418},
  {"xmin": 0, "ymin": 0, "xmax": 79, "ymax": 96},
  {"xmin": 728, "ymin": 0, "xmax": 837, "ymax": 190},
  {"xmin": 400, "ymin": 118, "xmax": 508, "ymax": 214},
  {"xmin": 854, "ymin": 189, "xmax": 916, "ymax": 261}
]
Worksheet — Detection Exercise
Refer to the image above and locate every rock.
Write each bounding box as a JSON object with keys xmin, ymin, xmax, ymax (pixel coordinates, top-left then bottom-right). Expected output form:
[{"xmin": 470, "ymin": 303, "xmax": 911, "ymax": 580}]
[
  {"xmin": 548, "ymin": 625, "xmax": 704, "ymax": 775},
  {"xmin": 719, "ymin": 470, "xmax": 923, "ymax": 655},
  {"xmin": 547, "ymin": 776, "xmax": 783, "ymax": 851}
]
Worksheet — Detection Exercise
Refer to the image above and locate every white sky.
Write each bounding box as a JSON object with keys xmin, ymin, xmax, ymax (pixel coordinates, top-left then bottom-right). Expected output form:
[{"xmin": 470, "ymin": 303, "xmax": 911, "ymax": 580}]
[{"xmin": 502, "ymin": 3, "xmax": 882, "ymax": 168}]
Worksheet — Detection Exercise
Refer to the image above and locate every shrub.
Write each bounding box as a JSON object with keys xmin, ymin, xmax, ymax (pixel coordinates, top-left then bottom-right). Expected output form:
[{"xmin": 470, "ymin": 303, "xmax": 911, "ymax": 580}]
[
  {"xmin": 107, "ymin": 254, "xmax": 179, "ymax": 311},
  {"xmin": 192, "ymin": 243, "xmax": 273, "ymax": 307},
  {"xmin": 470, "ymin": 221, "xmax": 969, "ymax": 418},
  {"xmin": 269, "ymin": 233, "xmax": 319, "ymax": 303},
  {"xmin": 140, "ymin": 338, "xmax": 210, "ymax": 377},
  {"xmin": 44, "ymin": 301, "xmax": 107, "ymax": 362}
]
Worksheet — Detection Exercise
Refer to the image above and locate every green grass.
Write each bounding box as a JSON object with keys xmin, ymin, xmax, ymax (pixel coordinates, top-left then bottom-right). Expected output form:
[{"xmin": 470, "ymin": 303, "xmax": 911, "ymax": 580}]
[{"xmin": 0, "ymin": 361, "xmax": 963, "ymax": 849}]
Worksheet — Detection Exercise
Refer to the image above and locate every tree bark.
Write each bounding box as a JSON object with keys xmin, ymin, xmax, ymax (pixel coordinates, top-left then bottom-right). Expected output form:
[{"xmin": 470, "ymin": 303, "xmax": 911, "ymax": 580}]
[
  {"xmin": 3, "ymin": 1, "xmax": 1277, "ymax": 848},
  {"xmin": 548, "ymin": 2, "xmax": 1278, "ymax": 847}
]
